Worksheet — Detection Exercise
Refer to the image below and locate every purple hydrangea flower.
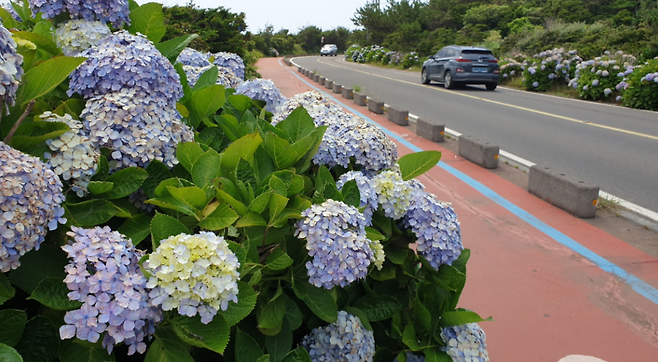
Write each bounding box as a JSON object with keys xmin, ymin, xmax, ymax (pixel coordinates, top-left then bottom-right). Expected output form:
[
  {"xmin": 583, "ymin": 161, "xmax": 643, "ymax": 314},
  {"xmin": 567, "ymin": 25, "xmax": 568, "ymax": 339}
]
[
  {"xmin": 295, "ymin": 199, "xmax": 373, "ymax": 289},
  {"xmin": 55, "ymin": 19, "xmax": 111, "ymax": 56},
  {"xmin": 60, "ymin": 226, "xmax": 162, "ymax": 355},
  {"xmin": 395, "ymin": 353, "xmax": 425, "ymax": 362},
  {"xmin": 404, "ymin": 190, "xmax": 463, "ymax": 270},
  {"xmin": 441, "ymin": 323, "xmax": 489, "ymax": 361},
  {"xmin": 235, "ymin": 78, "xmax": 286, "ymax": 113},
  {"xmin": 176, "ymin": 47, "xmax": 212, "ymax": 67},
  {"xmin": 301, "ymin": 311, "xmax": 375, "ymax": 362},
  {"xmin": 80, "ymin": 88, "xmax": 194, "ymax": 170},
  {"xmin": 69, "ymin": 31, "xmax": 182, "ymax": 106},
  {"xmin": 212, "ymin": 51, "xmax": 245, "ymax": 79},
  {"xmin": 0, "ymin": 142, "xmax": 66, "ymax": 272},
  {"xmin": 0, "ymin": 22, "xmax": 23, "ymax": 110},
  {"xmin": 30, "ymin": 0, "xmax": 130, "ymax": 28}
]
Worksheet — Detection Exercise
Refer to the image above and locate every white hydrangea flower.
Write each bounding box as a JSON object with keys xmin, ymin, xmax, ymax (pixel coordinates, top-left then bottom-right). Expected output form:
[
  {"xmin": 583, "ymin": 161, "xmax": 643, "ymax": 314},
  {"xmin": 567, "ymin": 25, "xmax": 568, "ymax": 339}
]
[
  {"xmin": 145, "ymin": 232, "xmax": 240, "ymax": 324},
  {"xmin": 369, "ymin": 239, "xmax": 385, "ymax": 270},
  {"xmin": 55, "ymin": 19, "xmax": 111, "ymax": 56},
  {"xmin": 371, "ymin": 170, "xmax": 414, "ymax": 219}
]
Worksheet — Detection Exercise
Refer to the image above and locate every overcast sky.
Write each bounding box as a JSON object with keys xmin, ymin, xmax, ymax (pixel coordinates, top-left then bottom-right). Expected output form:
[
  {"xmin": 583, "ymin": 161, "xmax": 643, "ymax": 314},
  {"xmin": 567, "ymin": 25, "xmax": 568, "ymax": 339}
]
[{"xmin": 137, "ymin": 0, "xmax": 373, "ymax": 34}]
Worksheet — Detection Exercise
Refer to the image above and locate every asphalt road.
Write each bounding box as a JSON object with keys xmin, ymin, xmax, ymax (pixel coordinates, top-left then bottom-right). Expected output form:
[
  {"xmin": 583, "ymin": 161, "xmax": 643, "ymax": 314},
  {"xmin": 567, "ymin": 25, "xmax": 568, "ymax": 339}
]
[{"xmin": 293, "ymin": 55, "xmax": 658, "ymax": 214}]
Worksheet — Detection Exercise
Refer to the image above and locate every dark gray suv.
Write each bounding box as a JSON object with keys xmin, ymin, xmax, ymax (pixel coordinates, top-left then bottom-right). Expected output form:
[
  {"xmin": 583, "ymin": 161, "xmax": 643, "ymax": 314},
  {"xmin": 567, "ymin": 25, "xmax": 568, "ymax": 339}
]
[{"xmin": 421, "ymin": 45, "xmax": 500, "ymax": 90}]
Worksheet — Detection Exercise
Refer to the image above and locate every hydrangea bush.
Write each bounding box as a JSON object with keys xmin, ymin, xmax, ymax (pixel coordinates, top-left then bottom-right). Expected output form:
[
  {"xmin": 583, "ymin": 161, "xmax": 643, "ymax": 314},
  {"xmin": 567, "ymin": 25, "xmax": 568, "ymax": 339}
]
[
  {"xmin": 569, "ymin": 50, "xmax": 636, "ymax": 101},
  {"xmin": 0, "ymin": 2, "xmax": 491, "ymax": 362},
  {"xmin": 522, "ymin": 48, "xmax": 581, "ymax": 91},
  {"xmin": 616, "ymin": 58, "xmax": 658, "ymax": 110},
  {"xmin": 346, "ymin": 44, "xmax": 422, "ymax": 69}
]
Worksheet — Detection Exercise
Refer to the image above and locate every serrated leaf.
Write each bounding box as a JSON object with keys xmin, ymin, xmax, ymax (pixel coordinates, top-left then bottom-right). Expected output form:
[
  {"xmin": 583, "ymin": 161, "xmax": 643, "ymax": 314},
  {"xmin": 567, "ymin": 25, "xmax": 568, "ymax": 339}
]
[
  {"xmin": 54, "ymin": 98, "xmax": 86, "ymax": 120},
  {"xmin": 199, "ymin": 203, "xmax": 239, "ymax": 231},
  {"xmin": 265, "ymin": 320, "xmax": 292, "ymax": 362},
  {"xmin": 29, "ymin": 278, "xmax": 82, "ymax": 311},
  {"xmin": 189, "ymin": 85, "xmax": 226, "ymax": 128},
  {"xmin": 275, "ymin": 106, "xmax": 316, "ymax": 143},
  {"xmin": 192, "ymin": 150, "xmax": 222, "ymax": 188},
  {"xmin": 150, "ymin": 213, "xmax": 190, "ymax": 249},
  {"xmin": 0, "ymin": 310, "xmax": 27, "ymax": 347},
  {"xmin": 193, "ymin": 65, "xmax": 219, "ymax": 91},
  {"xmin": 221, "ymin": 133, "xmax": 262, "ymax": 177},
  {"xmin": 422, "ymin": 347, "xmax": 453, "ymax": 362},
  {"xmin": 439, "ymin": 310, "xmax": 492, "ymax": 327},
  {"xmin": 0, "ymin": 274, "xmax": 16, "ymax": 306},
  {"xmin": 86, "ymin": 181, "xmax": 114, "ymax": 195},
  {"xmin": 266, "ymin": 248, "xmax": 293, "ymax": 271},
  {"xmin": 95, "ymin": 167, "xmax": 148, "ymax": 199},
  {"xmin": 343, "ymin": 306, "xmax": 373, "ymax": 331},
  {"xmin": 258, "ymin": 295, "xmax": 286, "ymax": 329},
  {"xmin": 143, "ymin": 160, "xmax": 172, "ymax": 199},
  {"xmin": 235, "ymin": 328, "xmax": 263, "ymax": 362},
  {"xmin": 353, "ymin": 295, "xmax": 403, "ymax": 322},
  {"xmin": 293, "ymin": 282, "xmax": 337, "ymax": 323},
  {"xmin": 235, "ymin": 212, "xmax": 267, "ymax": 228},
  {"xmin": 59, "ymin": 340, "xmax": 116, "ymax": 362},
  {"xmin": 18, "ymin": 56, "xmax": 86, "ymax": 106},
  {"xmin": 217, "ymin": 281, "xmax": 258, "ymax": 327},
  {"xmin": 9, "ymin": 120, "xmax": 69, "ymax": 151},
  {"xmin": 340, "ymin": 179, "xmax": 361, "ymax": 208},
  {"xmin": 118, "ymin": 214, "xmax": 152, "ymax": 245},
  {"xmin": 398, "ymin": 151, "xmax": 442, "ymax": 181},
  {"xmin": 176, "ymin": 142, "xmax": 205, "ymax": 174},
  {"xmin": 198, "ymin": 127, "xmax": 230, "ymax": 152},
  {"xmin": 280, "ymin": 347, "xmax": 311, "ymax": 362},
  {"xmin": 402, "ymin": 323, "xmax": 421, "ymax": 351},
  {"xmin": 172, "ymin": 315, "xmax": 230, "ymax": 354},
  {"xmin": 167, "ymin": 186, "xmax": 208, "ymax": 211},
  {"xmin": 0, "ymin": 343, "xmax": 22, "ymax": 362},
  {"xmin": 268, "ymin": 194, "xmax": 289, "ymax": 224},
  {"xmin": 65, "ymin": 199, "xmax": 120, "ymax": 226},
  {"xmin": 14, "ymin": 316, "xmax": 59, "ymax": 362},
  {"xmin": 128, "ymin": 2, "xmax": 166, "ymax": 43},
  {"xmin": 262, "ymin": 133, "xmax": 299, "ymax": 170}
]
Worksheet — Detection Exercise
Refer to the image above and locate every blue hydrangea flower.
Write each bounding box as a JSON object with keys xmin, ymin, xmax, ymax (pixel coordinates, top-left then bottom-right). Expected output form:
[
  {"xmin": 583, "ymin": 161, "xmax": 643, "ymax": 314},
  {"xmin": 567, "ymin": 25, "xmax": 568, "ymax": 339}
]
[
  {"xmin": 441, "ymin": 323, "xmax": 489, "ymax": 362},
  {"xmin": 2, "ymin": 4, "xmax": 21, "ymax": 21},
  {"xmin": 295, "ymin": 199, "xmax": 373, "ymax": 289},
  {"xmin": 80, "ymin": 88, "xmax": 195, "ymax": 170},
  {"xmin": 0, "ymin": 22, "xmax": 23, "ymax": 110},
  {"xmin": 212, "ymin": 51, "xmax": 245, "ymax": 79},
  {"xmin": 0, "ymin": 142, "xmax": 66, "ymax": 272},
  {"xmin": 30, "ymin": 0, "xmax": 130, "ymax": 28},
  {"xmin": 370, "ymin": 170, "xmax": 414, "ymax": 219},
  {"xmin": 216, "ymin": 66, "xmax": 244, "ymax": 89},
  {"xmin": 301, "ymin": 311, "xmax": 375, "ymax": 362},
  {"xmin": 145, "ymin": 232, "xmax": 241, "ymax": 324},
  {"xmin": 41, "ymin": 112, "xmax": 99, "ymax": 197},
  {"xmin": 60, "ymin": 226, "xmax": 162, "ymax": 355},
  {"xmin": 272, "ymin": 90, "xmax": 344, "ymax": 125},
  {"xmin": 395, "ymin": 353, "xmax": 425, "ymax": 362},
  {"xmin": 336, "ymin": 171, "xmax": 378, "ymax": 225},
  {"xmin": 235, "ymin": 78, "xmax": 286, "ymax": 113},
  {"xmin": 69, "ymin": 31, "xmax": 182, "ymax": 106},
  {"xmin": 176, "ymin": 47, "xmax": 211, "ymax": 67},
  {"xmin": 404, "ymin": 190, "xmax": 463, "ymax": 270},
  {"xmin": 55, "ymin": 19, "xmax": 111, "ymax": 56}
]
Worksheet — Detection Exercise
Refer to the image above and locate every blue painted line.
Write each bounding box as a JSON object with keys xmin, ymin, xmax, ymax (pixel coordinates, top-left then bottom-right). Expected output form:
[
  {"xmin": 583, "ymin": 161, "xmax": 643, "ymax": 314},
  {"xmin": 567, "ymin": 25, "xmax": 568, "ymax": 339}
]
[{"xmin": 283, "ymin": 59, "xmax": 658, "ymax": 306}]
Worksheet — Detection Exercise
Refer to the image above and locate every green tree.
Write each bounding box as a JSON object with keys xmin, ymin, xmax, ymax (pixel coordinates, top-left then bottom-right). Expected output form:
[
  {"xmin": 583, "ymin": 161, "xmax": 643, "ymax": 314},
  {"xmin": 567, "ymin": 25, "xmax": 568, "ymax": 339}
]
[{"xmin": 296, "ymin": 25, "xmax": 323, "ymax": 53}]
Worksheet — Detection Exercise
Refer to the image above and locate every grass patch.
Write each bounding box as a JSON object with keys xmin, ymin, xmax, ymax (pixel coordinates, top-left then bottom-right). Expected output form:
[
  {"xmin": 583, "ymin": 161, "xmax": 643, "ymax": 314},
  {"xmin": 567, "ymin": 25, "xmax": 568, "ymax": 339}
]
[{"xmin": 597, "ymin": 196, "xmax": 619, "ymax": 211}]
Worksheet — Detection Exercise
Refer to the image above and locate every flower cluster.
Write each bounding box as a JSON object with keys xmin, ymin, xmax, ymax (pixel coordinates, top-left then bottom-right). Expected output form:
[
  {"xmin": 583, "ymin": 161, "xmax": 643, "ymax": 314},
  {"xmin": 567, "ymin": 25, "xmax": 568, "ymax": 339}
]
[
  {"xmin": 0, "ymin": 142, "xmax": 66, "ymax": 272},
  {"xmin": 235, "ymin": 78, "xmax": 286, "ymax": 113},
  {"xmin": 0, "ymin": 23, "xmax": 24, "ymax": 110},
  {"xmin": 30, "ymin": 0, "xmax": 130, "ymax": 28},
  {"xmin": 272, "ymin": 90, "xmax": 344, "ymax": 125},
  {"xmin": 176, "ymin": 47, "xmax": 212, "ymax": 67},
  {"xmin": 569, "ymin": 50, "xmax": 636, "ymax": 101},
  {"xmin": 404, "ymin": 191, "xmax": 463, "ymax": 270},
  {"xmin": 145, "ymin": 232, "xmax": 241, "ymax": 324},
  {"xmin": 80, "ymin": 88, "xmax": 194, "ymax": 169},
  {"xmin": 216, "ymin": 66, "xmax": 244, "ymax": 89},
  {"xmin": 522, "ymin": 48, "xmax": 581, "ymax": 91},
  {"xmin": 60, "ymin": 226, "xmax": 162, "ymax": 355},
  {"xmin": 301, "ymin": 311, "xmax": 376, "ymax": 362},
  {"xmin": 55, "ymin": 19, "xmax": 111, "ymax": 56},
  {"xmin": 295, "ymin": 199, "xmax": 373, "ymax": 289},
  {"xmin": 336, "ymin": 171, "xmax": 379, "ymax": 224},
  {"xmin": 441, "ymin": 323, "xmax": 489, "ymax": 362},
  {"xmin": 370, "ymin": 170, "xmax": 414, "ymax": 219},
  {"xmin": 41, "ymin": 112, "xmax": 100, "ymax": 196},
  {"xmin": 69, "ymin": 31, "xmax": 182, "ymax": 106},
  {"xmin": 499, "ymin": 58, "xmax": 524, "ymax": 82},
  {"xmin": 212, "ymin": 51, "xmax": 245, "ymax": 79},
  {"xmin": 615, "ymin": 58, "xmax": 658, "ymax": 110}
]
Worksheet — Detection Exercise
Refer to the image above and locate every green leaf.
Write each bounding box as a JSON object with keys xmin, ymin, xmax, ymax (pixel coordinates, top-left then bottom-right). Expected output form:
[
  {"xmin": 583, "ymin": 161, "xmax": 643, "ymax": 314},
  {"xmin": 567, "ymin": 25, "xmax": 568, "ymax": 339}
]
[
  {"xmin": 145, "ymin": 327, "xmax": 193, "ymax": 362},
  {"xmin": 0, "ymin": 343, "xmax": 22, "ymax": 362},
  {"xmin": 192, "ymin": 150, "xmax": 222, "ymax": 188},
  {"xmin": 198, "ymin": 127, "xmax": 230, "ymax": 153},
  {"xmin": 413, "ymin": 296, "xmax": 432, "ymax": 333},
  {"xmin": 127, "ymin": 2, "xmax": 166, "ymax": 43},
  {"xmin": 91, "ymin": 155, "xmax": 109, "ymax": 181},
  {"xmin": 54, "ymin": 99, "xmax": 86, "ymax": 119},
  {"xmin": 9, "ymin": 120, "xmax": 69, "ymax": 151},
  {"xmin": 29, "ymin": 278, "xmax": 82, "ymax": 311},
  {"xmin": 265, "ymin": 320, "xmax": 292, "ymax": 362},
  {"xmin": 439, "ymin": 310, "xmax": 492, "ymax": 327},
  {"xmin": 65, "ymin": 200, "xmax": 120, "ymax": 226},
  {"xmin": 293, "ymin": 282, "xmax": 337, "ymax": 323},
  {"xmin": 172, "ymin": 315, "xmax": 230, "ymax": 354},
  {"xmin": 193, "ymin": 65, "xmax": 219, "ymax": 91},
  {"xmin": 0, "ymin": 8, "xmax": 20, "ymax": 29},
  {"xmin": 249, "ymin": 192, "xmax": 272, "ymax": 214},
  {"xmin": 266, "ymin": 249, "xmax": 293, "ymax": 271},
  {"xmin": 402, "ymin": 323, "xmax": 421, "ymax": 351},
  {"xmin": 217, "ymin": 281, "xmax": 258, "ymax": 327},
  {"xmin": 343, "ymin": 306, "xmax": 373, "ymax": 331},
  {"xmin": 59, "ymin": 341, "xmax": 116, "ymax": 362},
  {"xmin": 95, "ymin": 167, "xmax": 148, "ymax": 199},
  {"xmin": 228, "ymin": 94, "xmax": 253, "ymax": 113},
  {"xmin": 0, "ymin": 274, "xmax": 16, "ymax": 306},
  {"xmin": 14, "ymin": 316, "xmax": 58, "ymax": 362},
  {"xmin": 221, "ymin": 133, "xmax": 262, "ymax": 177},
  {"xmin": 167, "ymin": 186, "xmax": 208, "ymax": 211},
  {"xmin": 12, "ymin": 31, "xmax": 61, "ymax": 56},
  {"xmin": 8, "ymin": 244, "xmax": 67, "ymax": 294},
  {"xmin": 199, "ymin": 203, "xmax": 239, "ymax": 231},
  {"xmin": 150, "ymin": 213, "xmax": 190, "ymax": 249},
  {"xmin": 275, "ymin": 106, "xmax": 316, "ymax": 143},
  {"xmin": 398, "ymin": 151, "xmax": 442, "ymax": 181},
  {"xmin": 189, "ymin": 85, "xmax": 226, "ymax": 127},
  {"xmin": 268, "ymin": 176, "xmax": 288, "ymax": 196},
  {"xmin": 176, "ymin": 142, "xmax": 205, "ymax": 174},
  {"xmin": 0, "ymin": 310, "xmax": 27, "ymax": 347},
  {"xmin": 353, "ymin": 295, "xmax": 403, "ymax": 322},
  {"xmin": 87, "ymin": 181, "xmax": 114, "ymax": 195},
  {"xmin": 268, "ymin": 194, "xmax": 289, "ymax": 223},
  {"xmin": 235, "ymin": 212, "xmax": 267, "ymax": 228},
  {"xmin": 422, "ymin": 348, "xmax": 453, "ymax": 362},
  {"xmin": 280, "ymin": 347, "xmax": 311, "ymax": 362},
  {"xmin": 216, "ymin": 189, "xmax": 248, "ymax": 216},
  {"xmin": 340, "ymin": 180, "xmax": 361, "ymax": 208},
  {"xmin": 258, "ymin": 295, "xmax": 286, "ymax": 329},
  {"xmin": 282, "ymin": 294, "xmax": 303, "ymax": 330},
  {"xmin": 365, "ymin": 227, "xmax": 385, "ymax": 242},
  {"xmin": 235, "ymin": 328, "xmax": 263, "ymax": 362},
  {"xmin": 262, "ymin": 133, "xmax": 299, "ymax": 170},
  {"xmin": 118, "ymin": 214, "xmax": 152, "ymax": 246},
  {"xmin": 18, "ymin": 56, "xmax": 86, "ymax": 106},
  {"xmin": 156, "ymin": 34, "xmax": 199, "ymax": 63},
  {"xmin": 257, "ymin": 356, "xmax": 271, "ymax": 362}
]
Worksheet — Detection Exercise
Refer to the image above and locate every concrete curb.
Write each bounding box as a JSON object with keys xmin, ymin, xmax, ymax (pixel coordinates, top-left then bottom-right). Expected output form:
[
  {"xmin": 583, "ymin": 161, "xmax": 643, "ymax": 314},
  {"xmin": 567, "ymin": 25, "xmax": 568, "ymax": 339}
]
[
  {"xmin": 529, "ymin": 165, "xmax": 599, "ymax": 218},
  {"xmin": 416, "ymin": 118, "xmax": 445, "ymax": 142},
  {"xmin": 368, "ymin": 99, "xmax": 385, "ymax": 114},
  {"xmin": 387, "ymin": 106, "xmax": 409, "ymax": 126},
  {"xmin": 325, "ymin": 79, "xmax": 334, "ymax": 89},
  {"xmin": 458, "ymin": 135, "xmax": 500, "ymax": 169},
  {"xmin": 353, "ymin": 92, "xmax": 367, "ymax": 106},
  {"xmin": 341, "ymin": 87, "xmax": 353, "ymax": 99}
]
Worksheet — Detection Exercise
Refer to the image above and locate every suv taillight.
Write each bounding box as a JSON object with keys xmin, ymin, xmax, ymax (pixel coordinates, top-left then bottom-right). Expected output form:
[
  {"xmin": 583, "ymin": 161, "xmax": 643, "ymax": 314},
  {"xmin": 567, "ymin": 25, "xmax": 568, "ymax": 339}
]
[
  {"xmin": 489, "ymin": 60, "xmax": 498, "ymax": 63},
  {"xmin": 455, "ymin": 58, "xmax": 471, "ymax": 62}
]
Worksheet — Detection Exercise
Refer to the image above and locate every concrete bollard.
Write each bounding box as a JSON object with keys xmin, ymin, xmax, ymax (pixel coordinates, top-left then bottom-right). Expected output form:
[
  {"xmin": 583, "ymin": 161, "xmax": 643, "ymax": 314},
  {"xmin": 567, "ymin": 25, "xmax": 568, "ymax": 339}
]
[
  {"xmin": 387, "ymin": 106, "xmax": 408, "ymax": 126},
  {"xmin": 416, "ymin": 118, "xmax": 445, "ymax": 142},
  {"xmin": 353, "ymin": 92, "xmax": 367, "ymax": 106},
  {"xmin": 317, "ymin": 76, "xmax": 325, "ymax": 84},
  {"xmin": 297, "ymin": 66, "xmax": 302, "ymax": 73},
  {"xmin": 332, "ymin": 83, "xmax": 342, "ymax": 93},
  {"xmin": 342, "ymin": 87, "xmax": 353, "ymax": 99},
  {"xmin": 458, "ymin": 135, "xmax": 499, "ymax": 169},
  {"xmin": 528, "ymin": 165, "xmax": 599, "ymax": 218},
  {"xmin": 325, "ymin": 80, "xmax": 333, "ymax": 89},
  {"xmin": 313, "ymin": 74, "xmax": 319, "ymax": 82},
  {"xmin": 368, "ymin": 99, "xmax": 385, "ymax": 114}
]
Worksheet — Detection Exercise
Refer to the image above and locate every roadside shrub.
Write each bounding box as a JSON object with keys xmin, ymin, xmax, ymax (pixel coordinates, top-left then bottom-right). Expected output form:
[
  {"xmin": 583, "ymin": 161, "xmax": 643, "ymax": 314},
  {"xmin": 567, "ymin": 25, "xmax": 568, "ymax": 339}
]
[
  {"xmin": 617, "ymin": 58, "xmax": 658, "ymax": 110},
  {"xmin": 522, "ymin": 48, "xmax": 581, "ymax": 91},
  {"xmin": 570, "ymin": 50, "xmax": 636, "ymax": 101},
  {"xmin": 499, "ymin": 58, "xmax": 524, "ymax": 84}
]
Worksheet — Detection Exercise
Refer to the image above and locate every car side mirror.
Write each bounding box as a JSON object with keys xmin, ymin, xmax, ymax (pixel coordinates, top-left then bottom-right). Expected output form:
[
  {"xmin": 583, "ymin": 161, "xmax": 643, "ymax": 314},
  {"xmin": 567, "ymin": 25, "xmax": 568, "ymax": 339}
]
[{"xmin": 429, "ymin": 55, "xmax": 435, "ymax": 60}]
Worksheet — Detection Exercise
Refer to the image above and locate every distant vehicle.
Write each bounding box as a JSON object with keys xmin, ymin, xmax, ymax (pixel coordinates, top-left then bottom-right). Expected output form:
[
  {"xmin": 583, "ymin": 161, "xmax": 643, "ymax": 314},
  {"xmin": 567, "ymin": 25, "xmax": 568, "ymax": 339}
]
[
  {"xmin": 421, "ymin": 45, "xmax": 500, "ymax": 90},
  {"xmin": 320, "ymin": 44, "xmax": 338, "ymax": 56}
]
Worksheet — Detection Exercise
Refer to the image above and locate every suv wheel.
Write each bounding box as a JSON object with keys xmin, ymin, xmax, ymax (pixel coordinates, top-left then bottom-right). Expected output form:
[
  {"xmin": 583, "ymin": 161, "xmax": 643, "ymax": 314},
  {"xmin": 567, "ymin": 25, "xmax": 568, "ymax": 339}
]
[
  {"xmin": 421, "ymin": 68, "xmax": 430, "ymax": 84},
  {"xmin": 486, "ymin": 83, "xmax": 497, "ymax": 91},
  {"xmin": 443, "ymin": 71, "xmax": 455, "ymax": 89}
]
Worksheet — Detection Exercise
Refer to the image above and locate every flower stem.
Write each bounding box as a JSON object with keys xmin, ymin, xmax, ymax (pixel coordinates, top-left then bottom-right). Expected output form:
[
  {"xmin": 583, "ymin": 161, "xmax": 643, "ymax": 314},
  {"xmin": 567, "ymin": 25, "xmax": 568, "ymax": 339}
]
[{"xmin": 3, "ymin": 100, "xmax": 35, "ymax": 144}]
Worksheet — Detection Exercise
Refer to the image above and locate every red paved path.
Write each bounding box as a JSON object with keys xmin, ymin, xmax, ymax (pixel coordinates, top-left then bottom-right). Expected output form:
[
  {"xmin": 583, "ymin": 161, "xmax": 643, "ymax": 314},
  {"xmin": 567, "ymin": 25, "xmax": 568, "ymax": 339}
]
[{"xmin": 256, "ymin": 57, "xmax": 658, "ymax": 361}]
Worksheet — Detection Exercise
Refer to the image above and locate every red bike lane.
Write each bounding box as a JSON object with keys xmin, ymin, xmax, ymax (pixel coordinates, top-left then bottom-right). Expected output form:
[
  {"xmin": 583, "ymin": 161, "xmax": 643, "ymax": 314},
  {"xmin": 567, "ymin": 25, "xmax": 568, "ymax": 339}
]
[{"xmin": 255, "ymin": 57, "xmax": 658, "ymax": 361}]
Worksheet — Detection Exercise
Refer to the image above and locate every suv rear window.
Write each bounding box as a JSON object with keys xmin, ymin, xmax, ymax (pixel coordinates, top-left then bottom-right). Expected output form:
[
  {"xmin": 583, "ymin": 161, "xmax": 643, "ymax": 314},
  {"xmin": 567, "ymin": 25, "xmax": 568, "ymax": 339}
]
[{"xmin": 461, "ymin": 50, "xmax": 493, "ymax": 55}]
